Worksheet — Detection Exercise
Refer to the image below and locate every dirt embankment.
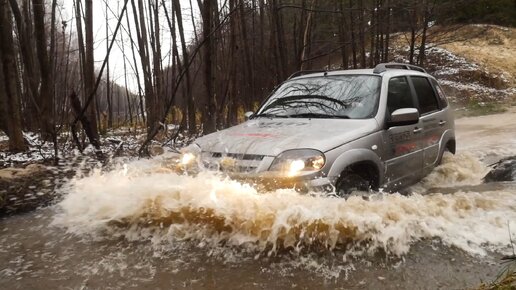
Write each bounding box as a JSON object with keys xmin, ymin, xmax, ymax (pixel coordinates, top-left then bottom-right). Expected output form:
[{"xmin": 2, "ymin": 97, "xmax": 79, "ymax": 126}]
[
  {"xmin": 392, "ymin": 24, "xmax": 516, "ymax": 108},
  {"xmin": 440, "ymin": 25, "xmax": 516, "ymax": 88}
]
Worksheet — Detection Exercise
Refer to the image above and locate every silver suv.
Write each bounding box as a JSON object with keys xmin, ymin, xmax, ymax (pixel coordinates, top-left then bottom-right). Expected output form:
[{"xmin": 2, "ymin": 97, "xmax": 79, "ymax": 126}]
[{"xmin": 180, "ymin": 63, "xmax": 455, "ymax": 195}]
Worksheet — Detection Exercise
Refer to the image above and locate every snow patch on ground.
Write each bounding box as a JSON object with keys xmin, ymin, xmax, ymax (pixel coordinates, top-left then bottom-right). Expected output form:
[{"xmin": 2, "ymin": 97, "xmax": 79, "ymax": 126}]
[
  {"xmin": 425, "ymin": 45, "xmax": 513, "ymax": 101},
  {"xmin": 439, "ymin": 80, "xmax": 515, "ymax": 100},
  {"xmin": 0, "ymin": 126, "xmax": 194, "ymax": 167}
]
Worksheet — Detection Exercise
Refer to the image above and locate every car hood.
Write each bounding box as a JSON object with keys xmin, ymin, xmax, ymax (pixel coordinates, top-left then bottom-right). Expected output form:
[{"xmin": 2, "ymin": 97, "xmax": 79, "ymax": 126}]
[{"xmin": 194, "ymin": 118, "xmax": 379, "ymax": 156}]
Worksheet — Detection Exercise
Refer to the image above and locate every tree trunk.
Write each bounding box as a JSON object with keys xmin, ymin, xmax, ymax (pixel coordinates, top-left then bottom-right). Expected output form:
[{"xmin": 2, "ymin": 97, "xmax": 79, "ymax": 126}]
[
  {"xmin": 84, "ymin": 0, "xmax": 100, "ymax": 141},
  {"xmin": 131, "ymin": 0, "xmax": 155, "ymax": 135},
  {"xmin": 201, "ymin": 0, "xmax": 216, "ymax": 133},
  {"xmin": 348, "ymin": 0, "xmax": 357, "ymax": 68},
  {"xmin": 417, "ymin": 0, "xmax": 429, "ymax": 66},
  {"xmin": 32, "ymin": 0, "xmax": 54, "ymax": 140},
  {"xmin": 408, "ymin": 7, "xmax": 417, "ymax": 64},
  {"xmin": 105, "ymin": 0, "xmax": 112, "ymax": 128},
  {"xmin": 173, "ymin": 0, "xmax": 196, "ymax": 134},
  {"xmin": 124, "ymin": 5, "xmax": 145, "ymax": 125},
  {"xmin": 8, "ymin": 0, "xmax": 39, "ymax": 130},
  {"xmin": 0, "ymin": 0, "xmax": 26, "ymax": 151},
  {"xmin": 138, "ymin": 0, "xmax": 155, "ymax": 134},
  {"xmin": 374, "ymin": 0, "xmax": 382, "ymax": 65},
  {"xmin": 227, "ymin": 0, "xmax": 238, "ymax": 126},
  {"xmin": 69, "ymin": 91, "xmax": 101, "ymax": 150},
  {"xmin": 338, "ymin": 0, "xmax": 348, "ymax": 69},
  {"xmin": 369, "ymin": 2, "xmax": 376, "ymax": 67},
  {"xmin": 358, "ymin": 0, "xmax": 366, "ymax": 68},
  {"xmin": 383, "ymin": 0, "xmax": 391, "ymax": 62},
  {"xmin": 300, "ymin": 0, "xmax": 315, "ymax": 71},
  {"xmin": 119, "ymin": 12, "xmax": 133, "ymax": 127},
  {"xmin": 270, "ymin": 0, "xmax": 287, "ymax": 80},
  {"xmin": 149, "ymin": 0, "xmax": 163, "ymax": 130},
  {"xmin": 238, "ymin": 0, "xmax": 254, "ymax": 106}
]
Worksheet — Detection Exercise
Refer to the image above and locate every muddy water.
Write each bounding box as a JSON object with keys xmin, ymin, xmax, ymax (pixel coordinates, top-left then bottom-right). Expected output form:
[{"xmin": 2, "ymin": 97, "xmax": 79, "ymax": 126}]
[{"xmin": 1, "ymin": 110, "xmax": 516, "ymax": 289}]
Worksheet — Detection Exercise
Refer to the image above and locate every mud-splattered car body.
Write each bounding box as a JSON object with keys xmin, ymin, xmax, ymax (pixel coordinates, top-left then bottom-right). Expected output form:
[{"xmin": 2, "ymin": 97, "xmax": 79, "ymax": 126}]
[{"xmin": 181, "ymin": 63, "xmax": 456, "ymax": 194}]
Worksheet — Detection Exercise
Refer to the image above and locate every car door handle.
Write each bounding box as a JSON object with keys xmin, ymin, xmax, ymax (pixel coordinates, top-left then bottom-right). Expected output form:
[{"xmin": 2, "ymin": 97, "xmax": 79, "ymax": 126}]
[
  {"xmin": 413, "ymin": 127, "xmax": 423, "ymax": 134},
  {"xmin": 439, "ymin": 120, "xmax": 447, "ymax": 126}
]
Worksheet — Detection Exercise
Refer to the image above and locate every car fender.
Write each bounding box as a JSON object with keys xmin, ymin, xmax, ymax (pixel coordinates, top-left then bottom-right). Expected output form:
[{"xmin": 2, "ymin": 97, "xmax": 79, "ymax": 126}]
[
  {"xmin": 438, "ymin": 129, "xmax": 455, "ymax": 154},
  {"xmin": 327, "ymin": 149, "xmax": 384, "ymax": 185}
]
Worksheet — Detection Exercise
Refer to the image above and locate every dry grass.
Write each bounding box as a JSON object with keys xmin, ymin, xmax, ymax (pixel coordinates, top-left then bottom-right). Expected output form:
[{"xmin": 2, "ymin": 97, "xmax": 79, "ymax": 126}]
[
  {"xmin": 391, "ymin": 24, "xmax": 516, "ymax": 105},
  {"xmin": 439, "ymin": 25, "xmax": 516, "ymax": 87}
]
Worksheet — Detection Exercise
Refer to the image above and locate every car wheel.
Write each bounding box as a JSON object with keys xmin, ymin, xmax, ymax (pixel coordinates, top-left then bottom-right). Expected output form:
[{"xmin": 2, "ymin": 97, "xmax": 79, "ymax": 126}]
[{"xmin": 335, "ymin": 171, "xmax": 371, "ymax": 198}]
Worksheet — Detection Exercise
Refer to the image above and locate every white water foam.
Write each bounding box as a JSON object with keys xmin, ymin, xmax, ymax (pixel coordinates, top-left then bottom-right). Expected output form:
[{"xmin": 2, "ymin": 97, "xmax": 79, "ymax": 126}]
[{"xmin": 53, "ymin": 152, "xmax": 516, "ymax": 258}]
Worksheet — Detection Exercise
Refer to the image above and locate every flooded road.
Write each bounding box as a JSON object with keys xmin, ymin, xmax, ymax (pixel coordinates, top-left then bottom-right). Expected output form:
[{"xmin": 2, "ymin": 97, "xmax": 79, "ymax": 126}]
[{"xmin": 1, "ymin": 109, "xmax": 516, "ymax": 289}]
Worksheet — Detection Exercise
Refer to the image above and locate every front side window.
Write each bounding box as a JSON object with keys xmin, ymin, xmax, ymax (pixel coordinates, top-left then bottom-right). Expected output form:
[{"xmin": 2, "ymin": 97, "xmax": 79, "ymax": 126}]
[
  {"xmin": 412, "ymin": 76, "xmax": 439, "ymax": 114},
  {"xmin": 255, "ymin": 75, "xmax": 381, "ymax": 119},
  {"xmin": 387, "ymin": 76, "xmax": 414, "ymax": 115}
]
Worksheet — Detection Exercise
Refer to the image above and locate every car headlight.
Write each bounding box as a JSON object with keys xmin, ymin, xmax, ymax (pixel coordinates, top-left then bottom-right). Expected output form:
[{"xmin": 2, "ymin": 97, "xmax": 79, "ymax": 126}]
[
  {"xmin": 179, "ymin": 144, "xmax": 201, "ymax": 166},
  {"xmin": 269, "ymin": 149, "xmax": 325, "ymax": 177},
  {"xmin": 180, "ymin": 153, "xmax": 196, "ymax": 165}
]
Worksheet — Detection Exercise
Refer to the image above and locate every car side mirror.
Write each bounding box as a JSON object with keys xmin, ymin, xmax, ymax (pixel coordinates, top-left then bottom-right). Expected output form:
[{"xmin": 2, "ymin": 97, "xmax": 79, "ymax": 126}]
[
  {"xmin": 387, "ymin": 108, "xmax": 419, "ymax": 127},
  {"xmin": 244, "ymin": 111, "xmax": 254, "ymax": 120}
]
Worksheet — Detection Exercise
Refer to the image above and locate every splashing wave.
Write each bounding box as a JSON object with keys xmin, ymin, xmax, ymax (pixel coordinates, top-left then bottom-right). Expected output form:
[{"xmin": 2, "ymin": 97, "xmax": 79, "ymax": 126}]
[{"xmin": 53, "ymin": 153, "xmax": 516, "ymax": 257}]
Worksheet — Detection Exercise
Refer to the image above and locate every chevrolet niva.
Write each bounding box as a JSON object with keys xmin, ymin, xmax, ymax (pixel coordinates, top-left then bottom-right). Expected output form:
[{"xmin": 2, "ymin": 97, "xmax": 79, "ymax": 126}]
[{"xmin": 179, "ymin": 63, "xmax": 455, "ymax": 196}]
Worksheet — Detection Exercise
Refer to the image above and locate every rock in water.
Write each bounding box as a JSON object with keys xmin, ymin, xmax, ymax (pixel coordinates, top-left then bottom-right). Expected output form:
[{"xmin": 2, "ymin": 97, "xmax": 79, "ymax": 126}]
[{"xmin": 484, "ymin": 156, "xmax": 516, "ymax": 182}]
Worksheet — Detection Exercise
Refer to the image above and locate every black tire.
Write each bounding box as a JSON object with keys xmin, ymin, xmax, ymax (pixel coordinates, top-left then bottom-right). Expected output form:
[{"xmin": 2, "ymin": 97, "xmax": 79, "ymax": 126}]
[{"xmin": 335, "ymin": 171, "xmax": 371, "ymax": 198}]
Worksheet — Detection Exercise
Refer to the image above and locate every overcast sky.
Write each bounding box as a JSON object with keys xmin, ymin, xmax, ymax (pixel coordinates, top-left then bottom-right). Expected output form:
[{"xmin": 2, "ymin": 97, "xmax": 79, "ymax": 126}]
[{"xmin": 63, "ymin": 0, "xmax": 198, "ymax": 91}]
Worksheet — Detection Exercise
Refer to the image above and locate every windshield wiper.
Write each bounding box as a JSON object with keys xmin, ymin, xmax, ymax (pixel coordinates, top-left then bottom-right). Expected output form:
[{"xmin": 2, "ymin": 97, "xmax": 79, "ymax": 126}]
[
  {"xmin": 286, "ymin": 113, "xmax": 351, "ymax": 119},
  {"xmin": 251, "ymin": 113, "xmax": 289, "ymax": 119}
]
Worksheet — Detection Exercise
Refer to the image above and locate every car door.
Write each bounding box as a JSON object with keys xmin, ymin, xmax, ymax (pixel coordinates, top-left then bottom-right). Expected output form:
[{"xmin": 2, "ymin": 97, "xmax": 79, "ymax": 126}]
[
  {"xmin": 409, "ymin": 76, "xmax": 446, "ymax": 172},
  {"xmin": 383, "ymin": 76, "xmax": 425, "ymax": 188}
]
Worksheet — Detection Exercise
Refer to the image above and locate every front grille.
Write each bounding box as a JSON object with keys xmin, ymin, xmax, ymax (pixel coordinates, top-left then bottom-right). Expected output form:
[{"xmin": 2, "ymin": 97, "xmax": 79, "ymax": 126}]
[
  {"xmin": 210, "ymin": 152, "xmax": 265, "ymax": 161},
  {"xmin": 202, "ymin": 152, "xmax": 265, "ymax": 173}
]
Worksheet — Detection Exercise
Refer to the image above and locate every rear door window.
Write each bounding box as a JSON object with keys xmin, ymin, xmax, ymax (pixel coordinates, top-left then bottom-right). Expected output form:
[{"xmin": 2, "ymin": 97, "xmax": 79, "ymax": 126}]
[
  {"xmin": 430, "ymin": 78, "xmax": 448, "ymax": 108},
  {"xmin": 387, "ymin": 76, "xmax": 415, "ymax": 115},
  {"xmin": 411, "ymin": 76, "xmax": 439, "ymax": 114}
]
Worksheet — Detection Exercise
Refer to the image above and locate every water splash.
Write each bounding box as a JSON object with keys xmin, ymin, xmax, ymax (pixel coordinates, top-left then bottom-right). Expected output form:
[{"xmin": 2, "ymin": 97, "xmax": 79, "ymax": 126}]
[{"xmin": 53, "ymin": 152, "xmax": 516, "ymax": 258}]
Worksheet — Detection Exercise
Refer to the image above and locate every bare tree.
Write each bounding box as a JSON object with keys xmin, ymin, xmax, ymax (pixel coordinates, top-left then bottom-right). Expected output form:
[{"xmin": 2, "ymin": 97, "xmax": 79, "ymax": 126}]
[
  {"xmin": 32, "ymin": 0, "xmax": 55, "ymax": 140},
  {"xmin": 417, "ymin": 0, "xmax": 431, "ymax": 66},
  {"xmin": 173, "ymin": 0, "xmax": 196, "ymax": 134},
  {"xmin": 0, "ymin": 0, "xmax": 26, "ymax": 151},
  {"xmin": 105, "ymin": 0, "xmax": 113, "ymax": 128},
  {"xmin": 84, "ymin": 0, "xmax": 99, "ymax": 141},
  {"xmin": 200, "ymin": 0, "xmax": 216, "ymax": 133},
  {"xmin": 300, "ymin": 0, "xmax": 315, "ymax": 70}
]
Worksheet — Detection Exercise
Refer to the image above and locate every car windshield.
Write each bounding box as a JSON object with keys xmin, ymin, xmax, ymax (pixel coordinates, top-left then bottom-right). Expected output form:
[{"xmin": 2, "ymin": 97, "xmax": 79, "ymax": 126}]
[{"xmin": 256, "ymin": 75, "xmax": 381, "ymax": 119}]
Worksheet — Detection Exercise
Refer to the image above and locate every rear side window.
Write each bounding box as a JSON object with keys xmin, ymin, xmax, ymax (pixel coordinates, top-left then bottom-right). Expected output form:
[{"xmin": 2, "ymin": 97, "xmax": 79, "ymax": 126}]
[
  {"xmin": 430, "ymin": 78, "xmax": 448, "ymax": 108},
  {"xmin": 387, "ymin": 76, "xmax": 414, "ymax": 115},
  {"xmin": 412, "ymin": 76, "xmax": 439, "ymax": 114}
]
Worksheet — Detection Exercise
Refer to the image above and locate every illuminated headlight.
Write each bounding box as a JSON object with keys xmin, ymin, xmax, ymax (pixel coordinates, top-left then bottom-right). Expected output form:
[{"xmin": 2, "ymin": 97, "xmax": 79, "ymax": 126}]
[
  {"xmin": 269, "ymin": 149, "xmax": 325, "ymax": 177},
  {"xmin": 179, "ymin": 144, "xmax": 201, "ymax": 166},
  {"xmin": 181, "ymin": 153, "xmax": 196, "ymax": 165}
]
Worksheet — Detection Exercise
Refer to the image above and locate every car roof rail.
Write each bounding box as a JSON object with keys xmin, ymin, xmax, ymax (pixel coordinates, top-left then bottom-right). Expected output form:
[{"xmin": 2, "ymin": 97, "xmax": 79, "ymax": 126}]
[
  {"xmin": 288, "ymin": 69, "xmax": 329, "ymax": 79},
  {"xmin": 373, "ymin": 62, "xmax": 427, "ymax": 74}
]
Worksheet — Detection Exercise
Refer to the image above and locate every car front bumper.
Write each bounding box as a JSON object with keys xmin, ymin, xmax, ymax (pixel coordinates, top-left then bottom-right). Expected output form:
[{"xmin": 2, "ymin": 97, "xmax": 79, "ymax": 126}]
[
  {"xmin": 175, "ymin": 163, "xmax": 334, "ymax": 193},
  {"xmin": 227, "ymin": 171, "xmax": 334, "ymax": 193}
]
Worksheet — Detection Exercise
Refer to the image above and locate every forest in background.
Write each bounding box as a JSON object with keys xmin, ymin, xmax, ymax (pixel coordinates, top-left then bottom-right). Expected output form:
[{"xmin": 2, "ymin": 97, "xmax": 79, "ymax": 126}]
[{"xmin": 0, "ymin": 0, "xmax": 514, "ymax": 158}]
